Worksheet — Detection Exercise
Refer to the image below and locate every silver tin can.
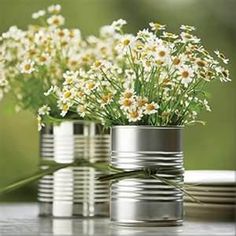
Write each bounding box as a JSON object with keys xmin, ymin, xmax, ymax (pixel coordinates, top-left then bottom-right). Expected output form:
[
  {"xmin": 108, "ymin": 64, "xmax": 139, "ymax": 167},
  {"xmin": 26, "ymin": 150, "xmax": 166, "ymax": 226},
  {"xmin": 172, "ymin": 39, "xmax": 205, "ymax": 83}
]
[
  {"xmin": 38, "ymin": 120, "xmax": 110, "ymax": 217},
  {"xmin": 110, "ymin": 126, "xmax": 184, "ymax": 226}
]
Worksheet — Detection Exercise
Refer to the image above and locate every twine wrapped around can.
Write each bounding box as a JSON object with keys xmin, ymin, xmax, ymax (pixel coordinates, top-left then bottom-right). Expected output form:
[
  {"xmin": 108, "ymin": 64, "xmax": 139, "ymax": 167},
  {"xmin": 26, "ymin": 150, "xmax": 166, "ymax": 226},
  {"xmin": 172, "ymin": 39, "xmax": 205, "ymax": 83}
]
[
  {"xmin": 110, "ymin": 126, "xmax": 184, "ymax": 226},
  {"xmin": 38, "ymin": 121, "xmax": 110, "ymax": 217}
]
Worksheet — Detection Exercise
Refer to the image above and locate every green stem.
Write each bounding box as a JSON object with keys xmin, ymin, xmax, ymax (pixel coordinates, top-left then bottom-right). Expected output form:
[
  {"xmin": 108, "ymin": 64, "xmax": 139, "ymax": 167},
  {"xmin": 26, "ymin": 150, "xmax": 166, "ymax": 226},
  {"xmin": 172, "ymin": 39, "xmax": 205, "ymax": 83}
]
[{"xmin": 0, "ymin": 164, "xmax": 71, "ymax": 195}]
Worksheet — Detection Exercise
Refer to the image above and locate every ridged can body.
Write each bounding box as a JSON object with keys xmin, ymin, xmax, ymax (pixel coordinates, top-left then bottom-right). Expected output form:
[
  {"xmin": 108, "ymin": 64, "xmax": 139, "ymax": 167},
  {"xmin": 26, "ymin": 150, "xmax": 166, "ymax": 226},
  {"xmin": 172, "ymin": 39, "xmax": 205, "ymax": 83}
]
[
  {"xmin": 110, "ymin": 126, "xmax": 184, "ymax": 226},
  {"xmin": 38, "ymin": 120, "xmax": 110, "ymax": 217}
]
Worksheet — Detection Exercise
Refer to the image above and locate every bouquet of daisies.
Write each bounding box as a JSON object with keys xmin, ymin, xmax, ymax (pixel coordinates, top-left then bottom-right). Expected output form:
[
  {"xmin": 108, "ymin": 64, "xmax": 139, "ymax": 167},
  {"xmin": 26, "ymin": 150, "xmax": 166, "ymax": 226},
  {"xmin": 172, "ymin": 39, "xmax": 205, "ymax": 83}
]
[
  {"xmin": 0, "ymin": 5, "xmax": 85, "ymax": 126},
  {"xmin": 44, "ymin": 20, "xmax": 230, "ymax": 127}
]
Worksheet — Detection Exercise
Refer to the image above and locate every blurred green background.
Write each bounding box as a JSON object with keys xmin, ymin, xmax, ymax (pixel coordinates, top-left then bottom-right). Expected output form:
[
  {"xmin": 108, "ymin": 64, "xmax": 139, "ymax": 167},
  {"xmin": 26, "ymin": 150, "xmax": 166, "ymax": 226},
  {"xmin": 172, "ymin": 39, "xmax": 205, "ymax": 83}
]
[{"xmin": 0, "ymin": 0, "xmax": 235, "ymax": 201}]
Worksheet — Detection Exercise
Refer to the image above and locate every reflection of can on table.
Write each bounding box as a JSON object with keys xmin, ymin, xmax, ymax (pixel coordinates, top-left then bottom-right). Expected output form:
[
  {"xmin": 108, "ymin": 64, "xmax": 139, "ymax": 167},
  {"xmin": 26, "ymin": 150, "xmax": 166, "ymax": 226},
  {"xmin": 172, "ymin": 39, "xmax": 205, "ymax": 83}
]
[{"xmin": 38, "ymin": 121, "xmax": 110, "ymax": 217}]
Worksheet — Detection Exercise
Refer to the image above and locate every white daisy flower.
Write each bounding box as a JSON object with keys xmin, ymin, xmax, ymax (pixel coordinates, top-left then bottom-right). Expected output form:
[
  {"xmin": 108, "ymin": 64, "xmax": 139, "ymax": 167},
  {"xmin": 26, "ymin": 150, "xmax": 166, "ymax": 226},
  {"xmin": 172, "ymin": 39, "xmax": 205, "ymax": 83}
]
[
  {"xmin": 77, "ymin": 105, "xmax": 87, "ymax": 117},
  {"xmin": 100, "ymin": 93, "xmax": 113, "ymax": 107},
  {"xmin": 144, "ymin": 102, "xmax": 159, "ymax": 115},
  {"xmin": 44, "ymin": 86, "xmax": 58, "ymax": 96},
  {"xmin": 141, "ymin": 58, "xmax": 153, "ymax": 72},
  {"xmin": 149, "ymin": 22, "xmax": 166, "ymax": 31},
  {"xmin": 136, "ymin": 29, "xmax": 155, "ymax": 40},
  {"xmin": 111, "ymin": 19, "xmax": 127, "ymax": 31},
  {"xmin": 58, "ymin": 101, "xmax": 70, "ymax": 117},
  {"xmin": 172, "ymin": 54, "xmax": 187, "ymax": 69},
  {"xmin": 2, "ymin": 26, "xmax": 25, "ymax": 40},
  {"xmin": 63, "ymin": 70, "xmax": 79, "ymax": 85},
  {"xmin": 203, "ymin": 99, "xmax": 211, "ymax": 112},
  {"xmin": 154, "ymin": 45, "xmax": 170, "ymax": 64},
  {"xmin": 161, "ymin": 32, "xmax": 178, "ymax": 39},
  {"xmin": 48, "ymin": 4, "xmax": 61, "ymax": 14},
  {"xmin": 32, "ymin": 10, "xmax": 46, "ymax": 19},
  {"xmin": 20, "ymin": 60, "xmax": 35, "ymax": 74},
  {"xmin": 180, "ymin": 25, "xmax": 196, "ymax": 32},
  {"xmin": 137, "ymin": 97, "xmax": 148, "ymax": 108},
  {"xmin": 180, "ymin": 32, "xmax": 200, "ymax": 44},
  {"xmin": 216, "ymin": 67, "xmax": 231, "ymax": 82},
  {"xmin": 100, "ymin": 25, "xmax": 116, "ymax": 37},
  {"xmin": 119, "ymin": 97, "xmax": 135, "ymax": 111},
  {"xmin": 37, "ymin": 52, "xmax": 51, "ymax": 66},
  {"xmin": 122, "ymin": 89, "xmax": 135, "ymax": 99},
  {"xmin": 127, "ymin": 108, "xmax": 143, "ymax": 122},
  {"xmin": 69, "ymin": 29, "xmax": 81, "ymax": 40},
  {"xmin": 115, "ymin": 34, "xmax": 135, "ymax": 53},
  {"xmin": 214, "ymin": 50, "xmax": 229, "ymax": 64},
  {"xmin": 178, "ymin": 66, "xmax": 194, "ymax": 85},
  {"xmin": 37, "ymin": 115, "xmax": 44, "ymax": 131},
  {"xmin": 38, "ymin": 105, "xmax": 51, "ymax": 116},
  {"xmin": 61, "ymin": 90, "xmax": 73, "ymax": 102},
  {"xmin": 47, "ymin": 15, "xmax": 65, "ymax": 27},
  {"xmin": 84, "ymin": 81, "xmax": 98, "ymax": 94}
]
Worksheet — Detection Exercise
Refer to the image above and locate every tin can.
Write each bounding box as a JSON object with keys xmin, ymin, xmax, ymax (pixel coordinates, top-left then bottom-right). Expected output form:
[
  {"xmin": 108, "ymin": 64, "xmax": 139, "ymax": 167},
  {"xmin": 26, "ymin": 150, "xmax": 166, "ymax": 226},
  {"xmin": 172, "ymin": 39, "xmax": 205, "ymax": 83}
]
[
  {"xmin": 38, "ymin": 120, "xmax": 110, "ymax": 217},
  {"xmin": 110, "ymin": 126, "xmax": 184, "ymax": 226}
]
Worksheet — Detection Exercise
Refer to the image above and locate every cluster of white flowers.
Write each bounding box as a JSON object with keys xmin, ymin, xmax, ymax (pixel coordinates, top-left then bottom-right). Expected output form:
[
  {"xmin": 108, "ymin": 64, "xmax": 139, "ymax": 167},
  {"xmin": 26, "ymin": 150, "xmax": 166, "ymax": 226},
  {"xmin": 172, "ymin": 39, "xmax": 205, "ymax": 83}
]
[
  {"xmin": 49, "ymin": 20, "xmax": 230, "ymax": 127},
  {"xmin": 0, "ymin": 10, "xmax": 230, "ymax": 129},
  {"xmin": 0, "ymin": 5, "xmax": 84, "ymax": 118}
]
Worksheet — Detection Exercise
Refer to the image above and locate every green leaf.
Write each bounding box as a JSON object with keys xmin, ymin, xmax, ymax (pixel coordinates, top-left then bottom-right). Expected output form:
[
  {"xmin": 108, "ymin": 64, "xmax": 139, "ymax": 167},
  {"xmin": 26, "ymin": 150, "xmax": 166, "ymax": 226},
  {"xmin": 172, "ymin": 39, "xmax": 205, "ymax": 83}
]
[{"xmin": 0, "ymin": 164, "xmax": 71, "ymax": 195}]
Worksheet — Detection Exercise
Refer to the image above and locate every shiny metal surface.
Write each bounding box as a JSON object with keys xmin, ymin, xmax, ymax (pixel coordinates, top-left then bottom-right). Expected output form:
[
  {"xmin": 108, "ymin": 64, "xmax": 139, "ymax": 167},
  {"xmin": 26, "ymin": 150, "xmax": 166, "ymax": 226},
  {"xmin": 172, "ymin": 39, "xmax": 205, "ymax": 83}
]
[
  {"xmin": 38, "ymin": 121, "xmax": 110, "ymax": 217},
  {"xmin": 111, "ymin": 126, "xmax": 184, "ymax": 226},
  {"xmin": 1, "ymin": 203, "xmax": 235, "ymax": 236}
]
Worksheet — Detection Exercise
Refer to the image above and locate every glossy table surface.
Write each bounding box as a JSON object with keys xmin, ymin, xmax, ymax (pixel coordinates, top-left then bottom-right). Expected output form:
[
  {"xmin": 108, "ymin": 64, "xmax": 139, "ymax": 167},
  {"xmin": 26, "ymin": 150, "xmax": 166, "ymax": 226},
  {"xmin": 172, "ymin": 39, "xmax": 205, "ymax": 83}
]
[{"xmin": 0, "ymin": 203, "xmax": 235, "ymax": 236}]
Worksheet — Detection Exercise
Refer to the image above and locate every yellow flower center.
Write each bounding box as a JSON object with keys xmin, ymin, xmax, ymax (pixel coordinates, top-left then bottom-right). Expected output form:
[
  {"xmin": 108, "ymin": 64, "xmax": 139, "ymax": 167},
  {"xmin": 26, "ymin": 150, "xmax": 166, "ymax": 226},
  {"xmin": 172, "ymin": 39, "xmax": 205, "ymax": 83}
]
[
  {"xmin": 173, "ymin": 58, "xmax": 181, "ymax": 65},
  {"xmin": 29, "ymin": 49, "xmax": 36, "ymax": 56},
  {"xmin": 66, "ymin": 78, "xmax": 73, "ymax": 84},
  {"xmin": 77, "ymin": 91, "xmax": 84, "ymax": 97},
  {"xmin": 122, "ymin": 99, "xmax": 132, "ymax": 107},
  {"xmin": 196, "ymin": 60, "xmax": 205, "ymax": 67},
  {"xmin": 138, "ymin": 99, "xmax": 147, "ymax": 107},
  {"xmin": 82, "ymin": 56, "xmax": 89, "ymax": 63},
  {"xmin": 58, "ymin": 30, "xmax": 65, "ymax": 37},
  {"xmin": 182, "ymin": 71, "xmax": 189, "ymax": 78},
  {"xmin": 64, "ymin": 91, "xmax": 71, "ymax": 98},
  {"xmin": 95, "ymin": 61, "xmax": 102, "ymax": 67},
  {"xmin": 87, "ymin": 82, "xmax": 95, "ymax": 90},
  {"xmin": 159, "ymin": 51, "xmax": 166, "ymax": 57},
  {"xmin": 136, "ymin": 43, "xmax": 144, "ymax": 50},
  {"xmin": 123, "ymin": 39, "xmax": 130, "ymax": 46},
  {"xmin": 146, "ymin": 103, "xmax": 155, "ymax": 111},
  {"xmin": 70, "ymin": 60, "xmax": 77, "ymax": 66},
  {"xmin": 102, "ymin": 93, "xmax": 112, "ymax": 103},
  {"xmin": 129, "ymin": 110, "xmax": 139, "ymax": 118},
  {"xmin": 62, "ymin": 104, "xmax": 68, "ymax": 111},
  {"xmin": 53, "ymin": 18, "xmax": 60, "ymax": 25},
  {"xmin": 184, "ymin": 33, "xmax": 192, "ymax": 39},
  {"xmin": 61, "ymin": 41, "xmax": 68, "ymax": 47},
  {"xmin": 100, "ymin": 47, "xmax": 107, "ymax": 54},
  {"xmin": 24, "ymin": 64, "xmax": 31, "ymax": 71},
  {"xmin": 39, "ymin": 56, "xmax": 47, "ymax": 62}
]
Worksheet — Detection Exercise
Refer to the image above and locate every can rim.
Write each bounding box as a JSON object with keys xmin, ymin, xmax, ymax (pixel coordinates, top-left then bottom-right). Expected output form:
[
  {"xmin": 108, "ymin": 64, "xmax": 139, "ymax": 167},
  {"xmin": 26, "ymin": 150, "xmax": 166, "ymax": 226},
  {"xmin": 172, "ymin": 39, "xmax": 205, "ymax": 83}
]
[{"xmin": 112, "ymin": 125, "xmax": 184, "ymax": 130}]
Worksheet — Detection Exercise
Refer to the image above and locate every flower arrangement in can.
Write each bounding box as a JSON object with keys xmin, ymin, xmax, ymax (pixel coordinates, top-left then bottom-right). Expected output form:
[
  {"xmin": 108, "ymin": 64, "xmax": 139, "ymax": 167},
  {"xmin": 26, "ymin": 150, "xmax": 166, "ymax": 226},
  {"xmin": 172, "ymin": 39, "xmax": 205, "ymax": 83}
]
[
  {"xmin": 43, "ymin": 20, "xmax": 230, "ymax": 128},
  {"xmin": 0, "ymin": 5, "xmax": 126, "ymax": 130},
  {"xmin": 0, "ymin": 5, "xmax": 83, "ymax": 113}
]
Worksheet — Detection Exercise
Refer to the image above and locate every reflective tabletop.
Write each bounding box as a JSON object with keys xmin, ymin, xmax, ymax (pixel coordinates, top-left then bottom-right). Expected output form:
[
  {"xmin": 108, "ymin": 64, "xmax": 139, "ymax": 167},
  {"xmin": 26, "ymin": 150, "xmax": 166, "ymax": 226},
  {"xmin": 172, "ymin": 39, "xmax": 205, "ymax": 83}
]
[{"xmin": 0, "ymin": 203, "xmax": 235, "ymax": 236}]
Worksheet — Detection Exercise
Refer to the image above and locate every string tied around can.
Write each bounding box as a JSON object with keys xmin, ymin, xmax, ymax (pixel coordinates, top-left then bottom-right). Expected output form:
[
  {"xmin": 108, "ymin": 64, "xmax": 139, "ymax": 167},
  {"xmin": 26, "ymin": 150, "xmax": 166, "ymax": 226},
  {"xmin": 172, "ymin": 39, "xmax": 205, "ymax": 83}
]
[{"xmin": 0, "ymin": 158, "xmax": 200, "ymax": 203}]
